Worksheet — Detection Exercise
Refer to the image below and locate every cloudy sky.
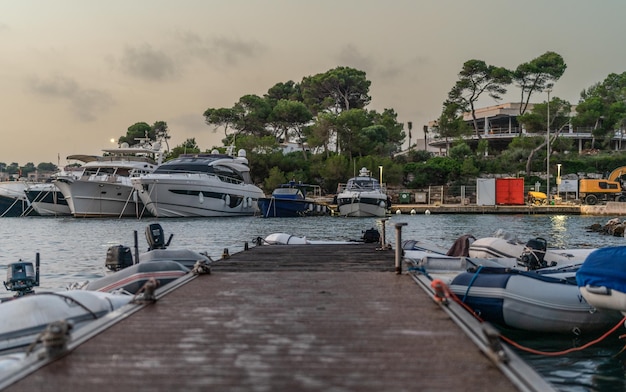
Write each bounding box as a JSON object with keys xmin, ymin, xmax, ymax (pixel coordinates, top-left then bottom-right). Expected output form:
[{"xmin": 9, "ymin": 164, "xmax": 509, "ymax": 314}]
[{"xmin": 1, "ymin": 0, "xmax": 624, "ymax": 166}]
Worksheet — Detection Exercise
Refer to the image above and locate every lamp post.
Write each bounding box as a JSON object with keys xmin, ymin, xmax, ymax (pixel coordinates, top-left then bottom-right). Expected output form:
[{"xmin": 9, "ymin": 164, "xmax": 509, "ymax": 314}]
[
  {"xmin": 379, "ymin": 166, "xmax": 383, "ymax": 184},
  {"xmin": 556, "ymin": 163, "xmax": 562, "ymax": 199},
  {"xmin": 546, "ymin": 89, "xmax": 551, "ymax": 202}
]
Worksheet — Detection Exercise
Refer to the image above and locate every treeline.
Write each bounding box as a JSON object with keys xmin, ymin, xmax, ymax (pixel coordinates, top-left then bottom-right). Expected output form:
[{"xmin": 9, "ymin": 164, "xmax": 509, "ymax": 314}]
[{"xmin": 9, "ymin": 59, "xmax": 626, "ymax": 195}]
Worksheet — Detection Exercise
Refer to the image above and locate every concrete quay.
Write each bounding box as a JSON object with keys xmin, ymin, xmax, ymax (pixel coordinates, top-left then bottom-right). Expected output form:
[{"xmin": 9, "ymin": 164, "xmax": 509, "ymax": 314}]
[{"xmin": 387, "ymin": 201, "xmax": 626, "ymax": 215}]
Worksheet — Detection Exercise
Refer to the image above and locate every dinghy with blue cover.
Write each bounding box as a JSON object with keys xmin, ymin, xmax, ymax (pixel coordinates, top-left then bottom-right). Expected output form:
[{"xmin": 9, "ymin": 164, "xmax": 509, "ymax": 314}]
[
  {"xmin": 448, "ymin": 265, "xmax": 623, "ymax": 335},
  {"xmin": 577, "ymin": 246, "xmax": 626, "ymax": 315}
]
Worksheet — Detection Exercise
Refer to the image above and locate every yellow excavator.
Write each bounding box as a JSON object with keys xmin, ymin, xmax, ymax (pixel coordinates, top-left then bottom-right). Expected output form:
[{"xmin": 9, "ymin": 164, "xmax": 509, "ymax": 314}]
[{"xmin": 579, "ymin": 166, "xmax": 626, "ymax": 205}]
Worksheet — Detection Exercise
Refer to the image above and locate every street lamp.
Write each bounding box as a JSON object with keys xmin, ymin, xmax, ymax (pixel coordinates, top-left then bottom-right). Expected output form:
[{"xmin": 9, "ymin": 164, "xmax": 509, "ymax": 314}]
[
  {"xmin": 557, "ymin": 163, "xmax": 562, "ymax": 199},
  {"xmin": 546, "ymin": 89, "xmax": 551, "ymax": 202}
]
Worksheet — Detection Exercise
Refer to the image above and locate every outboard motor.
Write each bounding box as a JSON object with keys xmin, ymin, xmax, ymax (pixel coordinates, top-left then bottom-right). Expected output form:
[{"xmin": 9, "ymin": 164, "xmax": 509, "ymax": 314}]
[
  {"xmin": 105, "ymin": 245, "xmax": 133, "ymax": 271},
  {"xmin": 362, "ymin": 228, "xmax": 381, "ymax": 243},
  {"xmin": 3, "ymin": 255, "xmax": 40, "ymax": 297},
  {"xmin": 145, "ymin": 223, "xmax": 173, "ymax": 250},
  {"xmin": 518, "ymin": 237, "xmax": 548, "ymax": 270}
]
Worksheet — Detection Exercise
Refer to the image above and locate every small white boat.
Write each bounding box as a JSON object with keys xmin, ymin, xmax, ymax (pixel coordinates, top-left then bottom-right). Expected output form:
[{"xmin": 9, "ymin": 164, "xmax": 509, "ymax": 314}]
[
  {"xmin": 336, "ymin": 167, "xmax": 390, "ymax": 217},
  {"xmin": 261, "ymin": 232, "xmax": 360, "ymax": 245},
  {"xmin": 578, "ymin": 246, "xmax": 626, "ymax": 316},
  {"xmin": 469, "ymin": 234, "xmax": 594, "ymax": 269},
  {"xmin": 0, "ymin": 291, "xmax": 131, "ymax": 354}
]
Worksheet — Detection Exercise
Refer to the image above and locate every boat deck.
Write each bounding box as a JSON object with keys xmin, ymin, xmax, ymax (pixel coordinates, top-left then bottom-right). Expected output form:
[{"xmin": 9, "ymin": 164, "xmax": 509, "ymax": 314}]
[{"xmin": 4, "ymin": 242, "xmax": 553, "ymax": 391}]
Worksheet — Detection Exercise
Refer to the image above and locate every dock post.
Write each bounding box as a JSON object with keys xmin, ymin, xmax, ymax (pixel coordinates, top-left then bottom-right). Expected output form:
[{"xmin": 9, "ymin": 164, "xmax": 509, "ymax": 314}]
[
  {"xmin": 394, "ymin": 222, "xmax": 407, "ymax": 274},
  {"xmin": 378, "ymin": 218, "xmax": 388, "ymax": 250}
]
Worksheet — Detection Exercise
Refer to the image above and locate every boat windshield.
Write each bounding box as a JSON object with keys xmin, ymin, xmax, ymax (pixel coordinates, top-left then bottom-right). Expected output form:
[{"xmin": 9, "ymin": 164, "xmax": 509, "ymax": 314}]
[
  {"xmin": 273, "ymin": 188, "xmax": 304, "ymax": 198},
  {"xmin": 347, "ymin": 179, "xmax": 379, "ymax": 191}
]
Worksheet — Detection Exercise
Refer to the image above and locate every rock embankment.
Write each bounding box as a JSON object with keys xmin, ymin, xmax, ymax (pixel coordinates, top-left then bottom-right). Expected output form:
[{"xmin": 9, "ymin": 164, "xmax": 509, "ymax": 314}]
[{"xmin": 586, "ymin": 217, "xmax": 626, "ymax": 236}]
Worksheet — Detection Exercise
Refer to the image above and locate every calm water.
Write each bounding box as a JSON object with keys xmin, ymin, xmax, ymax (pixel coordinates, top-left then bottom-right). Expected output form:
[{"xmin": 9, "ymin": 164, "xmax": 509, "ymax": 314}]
[{"xmin": 1, "ymin": 213, "xmax": 625, "ymax": 391}]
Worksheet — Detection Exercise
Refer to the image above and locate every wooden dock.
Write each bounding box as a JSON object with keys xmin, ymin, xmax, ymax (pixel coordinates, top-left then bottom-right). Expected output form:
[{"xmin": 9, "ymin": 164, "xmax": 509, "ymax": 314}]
[{"xmin": 2, "ymin": 242, "xmax": 555, "ymax": 392}]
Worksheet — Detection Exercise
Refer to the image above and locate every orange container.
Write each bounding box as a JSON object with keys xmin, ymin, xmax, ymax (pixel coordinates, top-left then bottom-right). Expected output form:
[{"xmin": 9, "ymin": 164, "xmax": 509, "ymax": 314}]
[{"xmin": 495, "ymin": 178, "xmax": 525, "ymax": 205}]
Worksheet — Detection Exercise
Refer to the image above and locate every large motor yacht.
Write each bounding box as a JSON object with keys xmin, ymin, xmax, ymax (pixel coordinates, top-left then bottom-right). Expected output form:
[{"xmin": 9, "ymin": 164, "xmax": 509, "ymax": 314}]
[
  {"xmin": 131, "ymin": 149, "xmax": 265, "ymax": 218},
  {"xmin": 54, "ymin": 142, "xmax": 163, "ymax": 218}
]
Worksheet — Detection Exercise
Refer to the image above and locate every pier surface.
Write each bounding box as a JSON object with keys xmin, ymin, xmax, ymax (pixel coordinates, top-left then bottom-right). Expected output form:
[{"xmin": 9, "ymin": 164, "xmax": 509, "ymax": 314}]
[{"xmin": 7, "ymin": 243, "xmax": 534, "ymax": 391}]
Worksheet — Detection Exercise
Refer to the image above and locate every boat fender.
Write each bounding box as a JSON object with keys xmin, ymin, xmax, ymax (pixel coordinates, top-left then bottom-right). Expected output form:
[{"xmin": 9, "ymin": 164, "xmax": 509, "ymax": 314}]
[{"xmin": 199, "ymin": 192, "xmax": 204, "ymax": 204}]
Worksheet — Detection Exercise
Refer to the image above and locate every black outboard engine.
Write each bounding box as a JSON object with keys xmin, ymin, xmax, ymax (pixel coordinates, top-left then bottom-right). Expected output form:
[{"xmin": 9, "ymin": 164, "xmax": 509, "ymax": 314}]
[
  {"xmin": 105, "ymin": 245, "xmax": 133, "ymax": 271},
  {"xmin": 145, "ymin": 223, "xmax": 173, "ymax": 251},
  {"xmin": 4, "ymin": 255, "xmax": 40, "ymax": 296},
  {"xmin": 362, "ymin": 228, "xmax": 381, "ymax": 243},
  {"xmin": 519, "ymin": 237, "xmax": 548, "ymax": 270}
]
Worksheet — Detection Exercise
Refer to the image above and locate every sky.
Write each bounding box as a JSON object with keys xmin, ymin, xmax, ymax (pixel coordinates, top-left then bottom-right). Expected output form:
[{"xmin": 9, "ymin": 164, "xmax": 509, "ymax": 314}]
[{"xmin": 1, "ymin": 0, "xmax": 625, "ymax": 166}]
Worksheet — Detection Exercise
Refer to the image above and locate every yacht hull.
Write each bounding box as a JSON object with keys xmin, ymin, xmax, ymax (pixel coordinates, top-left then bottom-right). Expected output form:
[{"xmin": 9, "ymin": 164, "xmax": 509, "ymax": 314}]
[
  {"xmin": 134, "ymin": 174, "xmax": 264, "ymax": 217},
  {"xmin": 56, "ymin": 178, "xmax": 144, "ymax": 218}
]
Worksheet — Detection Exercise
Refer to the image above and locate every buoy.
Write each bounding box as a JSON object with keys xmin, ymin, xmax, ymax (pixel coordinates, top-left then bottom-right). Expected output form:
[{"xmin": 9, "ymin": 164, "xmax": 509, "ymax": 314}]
[
  {"xmin": 410, "ymin": 209, "xmax": 416, "ymax": 215},
  {"xmin": 425, "ymin": 209, "xmax": 431, "ymax": 215},
  {"xmin": 395, "ymin": 209, "xmax": 401, "ymax": 215}
]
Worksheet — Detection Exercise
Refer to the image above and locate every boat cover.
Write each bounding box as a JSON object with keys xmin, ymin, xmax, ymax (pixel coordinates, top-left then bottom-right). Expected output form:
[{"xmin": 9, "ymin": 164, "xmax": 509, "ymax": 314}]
[{"xmin": 577, "ymin": 246, "xmax": 626, "ymax": 293}]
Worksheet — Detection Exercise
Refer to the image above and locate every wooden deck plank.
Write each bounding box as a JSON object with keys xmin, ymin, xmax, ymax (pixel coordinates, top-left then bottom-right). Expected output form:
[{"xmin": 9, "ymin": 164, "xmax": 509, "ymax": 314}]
[{"xmin": 7, "ymin": 244, "xmax": 519, "ymax": 392}]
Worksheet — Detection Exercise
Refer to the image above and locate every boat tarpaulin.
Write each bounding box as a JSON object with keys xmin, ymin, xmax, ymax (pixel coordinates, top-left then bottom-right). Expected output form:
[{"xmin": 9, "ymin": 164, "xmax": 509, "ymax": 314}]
[{"xmin": 576, "ymin": 246, "xmax": 626, "ymax": 293}]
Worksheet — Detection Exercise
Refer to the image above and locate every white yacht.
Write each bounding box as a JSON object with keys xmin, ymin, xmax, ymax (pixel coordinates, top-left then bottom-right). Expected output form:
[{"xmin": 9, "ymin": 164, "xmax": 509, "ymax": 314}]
[
  {"xmin": 336, "ymin": 167, "xmax": 390, "ymax": 217},
  {"xmin": 131, "ymin": 149, "xmax": 265, "ymax": 217},
  {"xmin": 54, "ymin": 142, "xmax": 163, "ymax": 218}
]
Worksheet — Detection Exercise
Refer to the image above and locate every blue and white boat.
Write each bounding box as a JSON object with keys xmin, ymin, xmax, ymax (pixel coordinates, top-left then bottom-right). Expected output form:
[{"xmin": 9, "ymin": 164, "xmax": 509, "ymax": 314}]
[
  {"xmin": 448, "ymin": 264, "xmax": 623, "ymax": 335},
  {"xmin": 257, "ymin": 182, "xmax": 328, "ymax": 218}
]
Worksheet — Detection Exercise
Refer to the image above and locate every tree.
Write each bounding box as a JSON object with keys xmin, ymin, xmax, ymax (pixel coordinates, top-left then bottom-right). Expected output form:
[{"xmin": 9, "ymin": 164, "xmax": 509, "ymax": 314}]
[
  {"xmin": 513, "ymin": 51, "xmax": 567, "ymax": 115},
  {"xmin": 265, "ymin": 81, "xmax": 302, "ymax": 104},
  {"xmin": 153, "ymin": 121, "xmax": 171, "ymax": 152},
  {"xmin": 447, "ymin": 59, "xmax": 512, "ymax": 137},
  {"xmin": 263, "ymin": 166, "xmax": 287, "ymax": 192},
  {"xmin": 518, "ymin": 97, "xmax": 572, "ymax": 176},
  {"xmin": 37, "ymin": 162, "xmax": 58, "ymax": 172},
  {"xmin": 166, "ymin": 138, "xmax": 200, "ymax": 160},
  {"xmin": 301, "ymin": 66, "xmax": 371, "ymax": 115},
  {"xmin": 572, "ymin": 72, "xmax": 626, "ymax": 149},
  {"xmin": 118, "ymin": 122, "xmax": 152, "ymax": 146},
  {"xmin": 268, "ymin": 99, "xmax": 313, "ymax": 159},
  {"xmin": 204, "ymin": 107, "xmax": 241, "ymax": 138},
  {"xmin": 233, "ymin": 94, "xmax": 272, "ymax": 137}
]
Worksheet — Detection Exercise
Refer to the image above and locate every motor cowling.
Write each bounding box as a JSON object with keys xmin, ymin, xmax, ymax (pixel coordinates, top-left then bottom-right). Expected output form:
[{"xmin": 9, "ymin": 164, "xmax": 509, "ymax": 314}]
[
  {"xmin": 146, "ymin": 223, "xmax": 166, "ymax": 250},
  {"xmin": 518, "ymin": 237, "xmax": 548, "ymax": 270},
  {"xmin": 362, "ymin": 228, "xmax": 380, "ymax": 243},
  {"xmin": 105, "ymin": 245, "xmax": 133, "ymax": 271}
]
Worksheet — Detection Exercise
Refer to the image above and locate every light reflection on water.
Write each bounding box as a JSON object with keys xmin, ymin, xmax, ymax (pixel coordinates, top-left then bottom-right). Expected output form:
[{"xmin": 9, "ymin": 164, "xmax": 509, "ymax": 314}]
[{"xmin": 1, "ymin": 213, "xmax": 626, "ymax": 391}]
